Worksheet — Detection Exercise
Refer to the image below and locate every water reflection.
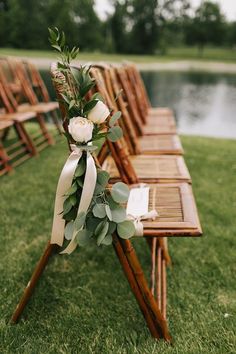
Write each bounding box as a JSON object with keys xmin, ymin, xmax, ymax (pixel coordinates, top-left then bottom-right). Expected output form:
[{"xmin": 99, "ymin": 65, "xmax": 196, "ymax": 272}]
[{"xmin": 142, "ymin": 71, "xmax": 236, "ymax": 139}]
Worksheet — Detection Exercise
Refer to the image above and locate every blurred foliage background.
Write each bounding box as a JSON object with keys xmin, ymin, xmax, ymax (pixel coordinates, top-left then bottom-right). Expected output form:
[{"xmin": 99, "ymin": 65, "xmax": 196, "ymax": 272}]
[{"xmin": 0, "ymin": 0, "xmax": 236, "ymax": 56}]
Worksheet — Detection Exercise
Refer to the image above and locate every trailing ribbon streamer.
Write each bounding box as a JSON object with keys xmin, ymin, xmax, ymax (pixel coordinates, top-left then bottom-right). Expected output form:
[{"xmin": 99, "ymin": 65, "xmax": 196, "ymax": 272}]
[
  {"xmin": 50, "ymin": 144, "xmax": 97, "ymax": 254},
  {"xmin": 127, "ymin": 210, "xmax": 158, "ymax": 236}
]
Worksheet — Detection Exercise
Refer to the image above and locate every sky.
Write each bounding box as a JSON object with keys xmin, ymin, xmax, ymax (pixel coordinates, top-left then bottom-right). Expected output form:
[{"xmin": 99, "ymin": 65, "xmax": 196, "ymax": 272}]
[{"xmin": 95, "ymin": 0, "xmax": 236, "ymax": 21}]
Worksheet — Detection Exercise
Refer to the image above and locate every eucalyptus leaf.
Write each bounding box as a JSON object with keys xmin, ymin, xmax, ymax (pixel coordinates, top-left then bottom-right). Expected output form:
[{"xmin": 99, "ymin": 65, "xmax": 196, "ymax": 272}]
[
  {"xmin": 93, "ymin": 203, "xmax": 107, "ymax": 218},
  {"xmin": 74, "ymin": 158, "xmax": 86, "ymax": 177},
  {"xmin": 96, "ymin": 221, "xmax": 109, "ymax": 246},
  {"xmin": 110, "ymin": 206, "xmax": 127, "ymax": 223},
  {"xmin": 111, "ymin": 182, "xmax": 130, "ymax": 203},
  {"xmin": 117, "ymin": 220, "xmax": 135, "ymax": 239},
  {"xmin": 109, "ymin": 111, "xmax": 121, "ymax": 127},
  {"xmin": 66, "ymin": 182, "xmax": 77, "ymax": 196},
  {"xmin": 101, "ymin": 234, "xmax": 113, "ymax": 246},
  {"xmin": 69, "ymin": 194, "xmax": 77, "ymax": 206},
  {"xmin": 108, "ymin": 221, "xmax": 116, "ymax": 234},
  {"xmin": 63, "ymin": 198, "xmax": 73, "ymax": 215},
  {"xmin": 97, "ymin": 170, "xmax": 110, "ymax": 187},
  {"xmin": 105, "ymin": 204, "xmax": 112, "ymax": 221},
  {"xmin": 63, "ymin": 206, "xmax": 77, "ymax": 221},
  {"xmin": 64, "ymin": 221, "xmax": 74, "ymax": 240},
  {"xmin": 74, "ymin": 211, "xmax": 86, "ymax": 231},
  {"xmin": 107, "ymin": 126, "xmax": 123, "ymax": 142},
  {"xmin": 76, "ymin": 229, "xmax": 92, "ymax": 247}
]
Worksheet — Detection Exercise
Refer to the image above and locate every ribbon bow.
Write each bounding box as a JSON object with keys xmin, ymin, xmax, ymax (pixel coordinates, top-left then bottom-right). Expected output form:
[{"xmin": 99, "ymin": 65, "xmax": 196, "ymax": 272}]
[
  {"xmin": 50, "ymin": 144, "xmax": 97, "ymax": 254},
  {"xmin": 127, "ymin": 210, "xmax": 158, "ymax": 236}
]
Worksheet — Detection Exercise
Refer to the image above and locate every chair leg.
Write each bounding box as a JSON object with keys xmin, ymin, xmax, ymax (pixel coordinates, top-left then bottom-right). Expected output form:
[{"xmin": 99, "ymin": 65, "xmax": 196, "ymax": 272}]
[
  {"xmin": 119, "ymin": 237, "xmax": 172, "ymax": 342},
  {"xmin": 0, "ymin": 141, "xmax": 13, "ymax": 175},
  {"xmin": 51, "ymin": 109, "xmax": 63, "ymax": 135},
  {"xmin": 113, "ymin": 234, "xmax": 160, "ymax": 338},
  {"xmin": 36, "ymin": 114, "xmax": 54, "ymax": 145},
  {"xmin": 14, "ymin": 122, "xmax": 37, "ymax": 157},
  {"xmin": 11, "ymin": 242, "xmax": 57, "ymax": 323}
]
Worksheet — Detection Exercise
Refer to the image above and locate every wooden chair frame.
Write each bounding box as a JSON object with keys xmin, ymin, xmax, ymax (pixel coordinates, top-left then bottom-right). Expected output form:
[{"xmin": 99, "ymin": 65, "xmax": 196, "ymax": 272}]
[{"xmin": 10, "ymin": 64, "xmax": 202, "ymax": 343}]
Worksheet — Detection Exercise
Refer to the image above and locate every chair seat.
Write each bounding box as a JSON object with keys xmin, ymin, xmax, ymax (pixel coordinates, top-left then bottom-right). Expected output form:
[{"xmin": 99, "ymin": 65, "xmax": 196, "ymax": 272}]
[
  {"xmin": 0, "ymin": 111, "xmax": 36, "ymax": 122},
  {"xmin": 144, "ymin": 124, "xmax": 177, "ymax": 135},
  {"xmin": 103, "ymin": 155, "xmax": 191, "ymax": 183},
  {"xmin": 0, "ymin": 119, "xmax": 14, "ymax": 129},
  {"xmin": 128, "ymin": 183, "xmax": 202, "ymax": 237},
  {"xmin": 148, "ymin": 107, "xmax": 173, "ymax": 116},
  {"xmin": 18, "ymin": 102, "xmax": 59, "ymax": 114},
  {"xmin": 147, "ymin": 115, "xmax": 176, "ymax": 128},
  {"xmin": 139, "ymin": 135, "xmax": 183, "ymax": 155}
]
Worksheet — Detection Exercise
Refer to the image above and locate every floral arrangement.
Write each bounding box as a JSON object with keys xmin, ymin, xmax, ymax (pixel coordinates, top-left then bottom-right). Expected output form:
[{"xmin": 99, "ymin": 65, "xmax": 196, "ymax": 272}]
[{"xmin": 49, "ymin": 28, "xmax": 135, "ymax": 252}]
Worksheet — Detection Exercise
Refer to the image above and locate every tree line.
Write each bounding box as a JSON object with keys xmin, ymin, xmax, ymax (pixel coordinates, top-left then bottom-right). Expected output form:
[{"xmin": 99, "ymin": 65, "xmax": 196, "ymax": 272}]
[{"xmin": 1, "ymin": 0, "xmax": 236, "ymax": 54}]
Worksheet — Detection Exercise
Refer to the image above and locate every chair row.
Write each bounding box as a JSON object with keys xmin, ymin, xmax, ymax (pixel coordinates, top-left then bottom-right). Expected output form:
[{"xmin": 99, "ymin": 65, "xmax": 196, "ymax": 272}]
[
  {"xmin": 0, "ymin": 57, "xmax": 62, "ymax": 176},
  {"xmin": 51, "ymin": 62, "xmax": 202, "ymax": 341}
]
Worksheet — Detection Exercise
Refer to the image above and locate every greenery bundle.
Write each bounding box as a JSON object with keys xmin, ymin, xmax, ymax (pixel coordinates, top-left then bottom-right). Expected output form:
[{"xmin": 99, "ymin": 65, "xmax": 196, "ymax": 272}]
[{"xmin": 49, "ymin": 28, "xmax": 135, "ymax": 250}]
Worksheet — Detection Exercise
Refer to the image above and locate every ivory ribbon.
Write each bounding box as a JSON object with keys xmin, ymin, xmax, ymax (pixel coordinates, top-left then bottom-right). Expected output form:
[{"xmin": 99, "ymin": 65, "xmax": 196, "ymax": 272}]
[
  {"xmin": 126, "ymin": 184, "xmax": 158, "ymax": 236},
  {"xmin": 50, "ymin": 144, "xmax": 97, "ymax": 254}
]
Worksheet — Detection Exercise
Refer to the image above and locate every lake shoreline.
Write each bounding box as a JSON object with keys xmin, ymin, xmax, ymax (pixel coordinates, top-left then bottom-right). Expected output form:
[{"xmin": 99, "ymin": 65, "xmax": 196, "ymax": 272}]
[{"xmin": 7, "ymin": 55, "xmax": 236, "ymax": 73}]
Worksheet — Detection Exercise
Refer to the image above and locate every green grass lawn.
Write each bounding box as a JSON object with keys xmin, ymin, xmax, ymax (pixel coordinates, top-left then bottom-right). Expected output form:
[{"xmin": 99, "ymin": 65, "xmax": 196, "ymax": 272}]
[
  {"xmin": 0, "ymin": 135, "xmax": 235, "ymax": 353},
  {"xmin": 1, "ymin": 46, "xmax": 236, "ymax": 63}
]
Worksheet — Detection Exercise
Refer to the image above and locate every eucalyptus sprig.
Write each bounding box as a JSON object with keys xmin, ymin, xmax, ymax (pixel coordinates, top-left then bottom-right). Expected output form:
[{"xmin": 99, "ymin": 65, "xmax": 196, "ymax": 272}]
[{"xmin": 49, "ymin": 28, "xmax": 135, "ymax": 249}]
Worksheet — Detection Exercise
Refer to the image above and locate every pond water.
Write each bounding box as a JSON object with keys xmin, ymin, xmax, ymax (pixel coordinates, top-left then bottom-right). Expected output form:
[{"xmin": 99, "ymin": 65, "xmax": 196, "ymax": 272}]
[
  {"xmin": 41, "ymin": 70, "xmax": 236, "ymax": 140},
  {"xmin": 142, "ymin": 71, "xmax": 236, "ymax": 139}
]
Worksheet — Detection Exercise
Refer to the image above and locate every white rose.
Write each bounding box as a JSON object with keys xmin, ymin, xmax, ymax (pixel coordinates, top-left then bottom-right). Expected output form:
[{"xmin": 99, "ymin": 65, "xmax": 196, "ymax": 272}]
[
  {"xmin": 87, "ymin": 100, "xmax": 110, "ymax": 124},
  {"xmin": 68, "ymin": 117, "xmax": 93, "ymax": 143}
]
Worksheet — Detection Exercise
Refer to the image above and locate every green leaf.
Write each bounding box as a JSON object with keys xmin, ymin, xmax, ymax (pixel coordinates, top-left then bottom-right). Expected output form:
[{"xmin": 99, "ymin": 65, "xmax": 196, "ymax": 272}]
[
  {"xmin": 66, "ymin": 182, "xmax": 77, "ymax": 196},
  {"xmin": 69, "ymin": 100, "xmax": 76, "ymax": 110},
  {"xmin": 97, "ymin": 170, "xmax": 110, "ymax": 187},
  {"xmin": 108, "ymin": 221, "xmax": 116, "ymax": 234},
  {"xmin": 109, "ymin": 111, "xmax": 121, "ymax": 127},
  {"xmin": 93, "ymin": 203, "xmax": 107, "ymax": 218},
  {"xmin": 64, "ymin": 221, "xmax": 74, "ymax": 240},
  {"xmin": 107, "ymin": 126, "xmax": 123, "ymax": 142},
  {"xmin": 63, "ymin": 198, "xmax": 73, "ymax": 215},
  {"xmin": 74, "ymin": 211, "xmax": 86, "ymax": 231},
  {"xmin": 69, "ymin": 194, "xmax": 77, "ymax": 206},
  {"xmin": 96, "ymin": 221, "xmax": 109, "ymax": 246},
  {"xmin": 110, "ymin": 206, "xmax": 126, "ymax": 223},
  {"xmin": 80, "ymin": 82, "xmax": 95, "ymax": 97},
  {"xmin": 117, "ymin": 221, "xmax": 135, "ymax": 239},
  {"xmin": 111, "ymin": 182, "xmax": 130, "ymax": 203},
  {"xmin": 52, "ymin": 44, "xmax": 61, "ymax": 52},
  {"xmin": 83, "ymin": 99, "xmax": 98, "ymax": 114},
  {"xmin": 48, "ymin": 28, "xmax": 57, "ymax": 41},
  {"xmin": 105, "ymin": 204, "xmax": 112, "ymax": 221},
  {"xmin": 86, "ymin": 215, "xmax": 101, "ymax": 232},
  {"xmin": 74, "ymin": 158, "xmax": 86, "ymax": 177},
  {"xmin": 101, "ymin": 234, "xmax": 113, "ymax": 246},
  {"xmin": 91, "ymin": 92, "xmax": 104, "ymax": 102},
  {"xmin": 63, "ymin": 206, "xmax": 77, "ymax": 221},
  {"xmin": 76, "ymin": 229, "xmax": 92, "ymax": 247}
]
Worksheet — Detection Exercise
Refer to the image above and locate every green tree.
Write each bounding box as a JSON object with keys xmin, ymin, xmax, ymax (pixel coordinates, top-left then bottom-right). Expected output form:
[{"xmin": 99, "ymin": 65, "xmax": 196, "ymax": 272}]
[{"xmin": 190, "ymin": 1, "xmax": 225, "ymax": 54}]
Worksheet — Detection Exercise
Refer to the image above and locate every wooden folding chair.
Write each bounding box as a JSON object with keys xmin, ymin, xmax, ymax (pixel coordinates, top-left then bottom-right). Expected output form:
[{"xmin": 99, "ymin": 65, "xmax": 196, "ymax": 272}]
[
  {"xmin": 23, "ymin": 60, "xmax": 62, "ymax": 135},
  {"xmin": 0, "ymin": 66, "xmax": 54, "ymax": 152},
  {"xmin": 93, "ymin": 63, "xmax": 183, "ymax": 156},
  {"xmin": 10, "ymin": 64, "xmax": 202, "ymax": 343},
  {"xmin": 1, "ymin": 57, "xmax": 61, "ymax": 135},
  {"xmin": 124, "ymin": 63, "xmax": 177, "ymax": 135},
  {"xmin": 89, "ymin": 67, "xmax": 190, "ymax": 184}
]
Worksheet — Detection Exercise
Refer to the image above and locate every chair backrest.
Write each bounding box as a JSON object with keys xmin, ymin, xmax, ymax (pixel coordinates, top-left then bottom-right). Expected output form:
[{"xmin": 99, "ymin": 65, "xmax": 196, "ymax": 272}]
[
  {"xmin": 50, "ymin": 62, "xmax": 138, "ymax": 185},
  {"xmin": 23, "ymin": 61, "xmax": 50, "ymax": 102},
  {"xmin": 90, "ymin": 65, "xmax": 140, "ymax": 156},
  {"xmin": 0, "ymin": 68, "xmax": 19, "ymax": 113},
  {"xmin": 123, "ymin": 64, "xmax": 148, "ymax": 123}
]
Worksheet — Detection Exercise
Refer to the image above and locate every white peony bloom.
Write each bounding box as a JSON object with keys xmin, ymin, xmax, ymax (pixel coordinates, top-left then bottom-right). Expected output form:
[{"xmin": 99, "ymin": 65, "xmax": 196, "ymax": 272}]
[
  {"xmin": 87, "ymin": 100, "xmax": 110, "ymax": 124},
  {"xmin": 68, "ymin": 116, "xmax": 93, "ymax": 143}
]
